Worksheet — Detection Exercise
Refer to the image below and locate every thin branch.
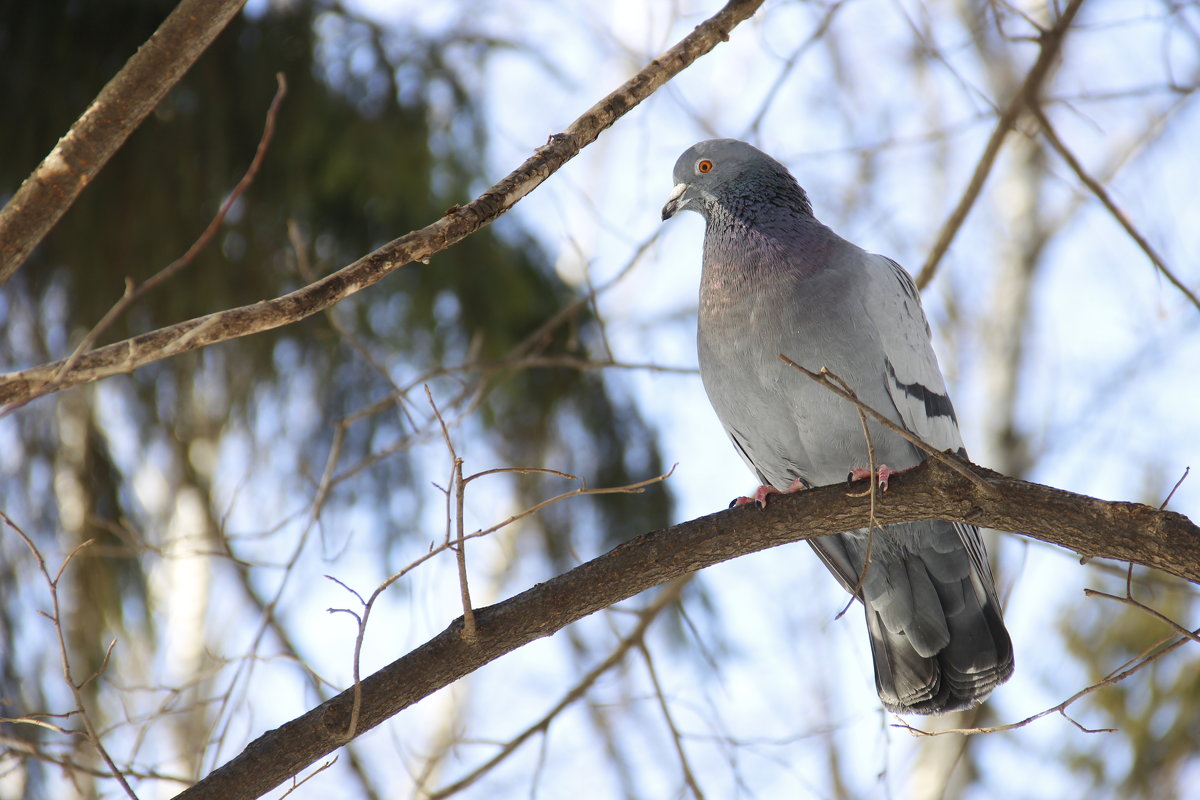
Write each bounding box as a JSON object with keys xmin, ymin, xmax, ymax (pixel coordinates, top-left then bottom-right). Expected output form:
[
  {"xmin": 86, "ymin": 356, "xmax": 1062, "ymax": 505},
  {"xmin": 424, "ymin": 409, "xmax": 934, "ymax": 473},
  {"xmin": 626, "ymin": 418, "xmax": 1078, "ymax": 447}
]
[
  {"xmin": 1161, "ymin": 467, "xmax": 1190, "ymax": 510},
  {"xmin": 638, "ymin": 640, "xmax": 706, "ymax": 800},
  {"xmin": 427, "ymin": 579, "xmax": 687, "ymax": 799},
  {"xmin": 1029, "ymin": 104, "xmax": 1200, "ymax": 312},
  {"xmin": 331, "ymin": 463, "xmax": 674, "ymax": 746},
  {"xmin": 0, "ymin": 0, "xmax": 248, "ymax": 284},
  {"xmin": 426, "ymin": 386, "xmax": 477, "ymax": 641},
  {"xmin": 915, "ymin": 0, "xmax": 1087, "ymax": 288},
  {"xmin": 825, "ymin": 369, "xmax": 880, "ymax": 621},
  {"xmin": 277, "ymin": 757, "xmax": 339, "ymax": 799},
  {"xmin": 38, "ymin": 74, "xmax": 288, "ymax": 410},
  {"xmin": 0, "ymin": 0, "xmax": 767, "ymax": 409},
  {"xmin": 1082, "ymin": 589, "xmax": 1200, "ymax": 646},
  {"xmin": 205, "ymin": 408, "xmax": 348, "ymax": 769},
  {"xmin": 0, "ymin": 735, "xmax": 189, "ymax": 784},
  {"xmin": 778, "ymin": 356, "xmax": 994, "ymax": 493},
  {"xmin": 2, "ymin": 514, "xmax": 141, "ymax": 799}
]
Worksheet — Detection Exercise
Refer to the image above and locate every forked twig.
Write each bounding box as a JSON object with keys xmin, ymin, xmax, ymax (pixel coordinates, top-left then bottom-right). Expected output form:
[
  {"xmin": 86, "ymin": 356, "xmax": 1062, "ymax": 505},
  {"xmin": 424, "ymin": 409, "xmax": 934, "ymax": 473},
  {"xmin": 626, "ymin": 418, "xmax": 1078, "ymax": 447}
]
[
  {"xmin": 2, "ymin": 512, "xmax": 140, "ymax": 798},
  {"xmin": 329, "ymin": 433, "xmax": 675, "ymax": 742},
  {"xmin": 426, "ymin": 385, "xmax": 477, "ymax": 641}
]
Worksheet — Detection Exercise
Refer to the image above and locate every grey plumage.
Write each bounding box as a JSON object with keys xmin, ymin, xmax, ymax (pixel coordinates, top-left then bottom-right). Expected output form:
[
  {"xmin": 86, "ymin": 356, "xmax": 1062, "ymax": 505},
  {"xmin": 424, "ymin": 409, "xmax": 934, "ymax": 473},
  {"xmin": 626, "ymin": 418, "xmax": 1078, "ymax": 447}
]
[{"xmin": 662, "ymin": 139, "xmax": 1013, "ymax": 714}]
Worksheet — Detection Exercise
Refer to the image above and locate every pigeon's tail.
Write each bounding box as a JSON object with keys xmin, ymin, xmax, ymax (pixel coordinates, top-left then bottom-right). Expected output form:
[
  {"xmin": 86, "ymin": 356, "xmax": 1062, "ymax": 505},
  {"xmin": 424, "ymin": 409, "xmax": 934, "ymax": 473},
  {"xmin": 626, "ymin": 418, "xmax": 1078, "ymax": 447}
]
[
  {"xmin": 865, "ymin": 595, "xmax": 1012, "ymax": 714},
  {"xmin": 861, "ymin": 524, "xmax": 1014, "ymax": 714}
]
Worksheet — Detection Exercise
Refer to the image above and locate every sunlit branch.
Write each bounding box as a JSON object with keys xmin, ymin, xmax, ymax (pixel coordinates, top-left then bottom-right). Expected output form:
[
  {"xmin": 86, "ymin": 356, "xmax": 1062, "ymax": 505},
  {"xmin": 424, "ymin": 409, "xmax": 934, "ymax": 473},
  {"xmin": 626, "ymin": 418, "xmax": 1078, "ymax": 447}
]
[{"xmin": 0, "ymin": 0, "xmax": 249, "ymax": 284}]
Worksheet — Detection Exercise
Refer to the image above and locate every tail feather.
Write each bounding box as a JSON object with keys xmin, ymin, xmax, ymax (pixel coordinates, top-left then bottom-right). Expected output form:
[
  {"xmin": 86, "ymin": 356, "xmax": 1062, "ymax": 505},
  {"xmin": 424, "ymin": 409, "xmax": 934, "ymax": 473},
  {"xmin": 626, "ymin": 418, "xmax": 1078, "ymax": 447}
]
[
  {"xmin": 865, "ymin": 557, "xmax": 1013, "ymax": 714},
  {"xmin": 808, "ymin": 520, "xmax": 1013, "ymax": 714}
]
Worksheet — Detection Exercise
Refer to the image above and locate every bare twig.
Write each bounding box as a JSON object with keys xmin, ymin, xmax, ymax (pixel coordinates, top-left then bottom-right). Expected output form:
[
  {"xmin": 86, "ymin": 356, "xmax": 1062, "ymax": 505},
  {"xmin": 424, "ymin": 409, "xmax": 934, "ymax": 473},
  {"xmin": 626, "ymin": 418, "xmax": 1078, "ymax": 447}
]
[
  {"xmin": 332, "ymin": 460, "xmax": 675, "ymax": 743},
  {"xmin": 0, "ymin": 0, "xmax": 767, "ymax": 409},
  {"xmin": 639, "ymin": 640, "xmax": 706, "ymax": 800},
  {"xmin": 427, "ymin": 579, "xmax": 687, "ymax": 799},
  {"xmin": 2, "ymin": 513, "xmax": 141, "ymax": 799},
  {"xmin": 778, "ymin": 356, "xmax": 994, "ymax": 493},
  {"xmin": 466, "ymin": 465, "xmax": 677, "ymax": 542},
  {"xmin": 0, "ymin": 0, "xmax": 248, "ymax": 284},
  {"xmin": 915, "ymin": 0, "xmax": 1088, "ymax": 288},
  {"xmin": 23, "ymin": 74, "xmax": 288, "ymax": 415},
  {"xmin": 426, "ymin": 386, "xmax": 477, "ymax": 641},
  {"xmin": 822, "ymin": 369, "xmax": 879, "ymax": 621},
  {"xmin": 1082, "ymin": 589, "xmax": 1200, "ymax": 646},
  {"xmin": 1161, "ymin": 467, "xmax": 1190, "ymax": 510},
  {"xmin": 0, "ymin": 735, "xmax": 189, "ymax": 784},
  {"xmin": 277, "ymin": 757, "xmax": 339, "ymax": 799}
]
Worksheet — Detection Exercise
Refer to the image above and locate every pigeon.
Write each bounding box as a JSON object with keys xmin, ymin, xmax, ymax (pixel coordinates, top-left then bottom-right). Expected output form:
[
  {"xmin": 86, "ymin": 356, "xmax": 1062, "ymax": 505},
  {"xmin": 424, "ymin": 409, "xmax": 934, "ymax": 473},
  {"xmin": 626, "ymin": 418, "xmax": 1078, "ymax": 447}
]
[{"xmin": 662, "ymin": 138, "xmax": 1013, "ymax": 714}]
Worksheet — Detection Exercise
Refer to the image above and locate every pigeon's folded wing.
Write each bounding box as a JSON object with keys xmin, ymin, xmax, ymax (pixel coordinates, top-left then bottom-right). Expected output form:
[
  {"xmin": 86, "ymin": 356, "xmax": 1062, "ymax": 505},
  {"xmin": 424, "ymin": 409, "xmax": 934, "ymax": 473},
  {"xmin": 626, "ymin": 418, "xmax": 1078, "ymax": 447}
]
[{"xmin": 862, "ymin": 255, "xmax": 965, "ymax": 458}]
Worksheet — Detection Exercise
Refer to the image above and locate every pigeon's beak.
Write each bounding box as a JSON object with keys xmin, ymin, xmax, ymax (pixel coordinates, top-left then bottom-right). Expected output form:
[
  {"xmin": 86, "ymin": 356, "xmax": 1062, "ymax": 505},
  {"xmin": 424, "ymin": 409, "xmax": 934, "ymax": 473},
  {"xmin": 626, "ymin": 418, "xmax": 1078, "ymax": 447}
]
[{"xmin": 661, "ymin": 182, "xmax": 688, "ymax": 220}]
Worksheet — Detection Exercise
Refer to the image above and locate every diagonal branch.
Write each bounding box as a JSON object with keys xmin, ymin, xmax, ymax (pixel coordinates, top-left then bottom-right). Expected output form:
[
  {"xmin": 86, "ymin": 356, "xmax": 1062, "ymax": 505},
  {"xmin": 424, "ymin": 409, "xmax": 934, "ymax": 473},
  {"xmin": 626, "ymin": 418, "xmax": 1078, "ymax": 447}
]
[
  {"xmin": 779, "ymin": 356, "xmax": 994, "ymax": 493},
  {"xmin": 0, "ymin": 0, "xmax": 766, "ymax": 410},
  {"xmin": 45, "ymin": 73, "xmax": 289, "ymax": 403},
  {"xmin": 427, "ymin": 578, "xmax": 688, "ymax": 799},
  {"xmin": 0, "ymin": 0, "xmax": 249, "ymax": 285},
  {"xmin": 171, "ymin": 458, "xmax": 1200, "ymax": 800},
  {"xmin": 1029, "ymin": 104, "xmax": 1200, "ymax": 312},
  {"xmin": 915, "ymin": 0, "xmax": 1087, "ymax": 288}
]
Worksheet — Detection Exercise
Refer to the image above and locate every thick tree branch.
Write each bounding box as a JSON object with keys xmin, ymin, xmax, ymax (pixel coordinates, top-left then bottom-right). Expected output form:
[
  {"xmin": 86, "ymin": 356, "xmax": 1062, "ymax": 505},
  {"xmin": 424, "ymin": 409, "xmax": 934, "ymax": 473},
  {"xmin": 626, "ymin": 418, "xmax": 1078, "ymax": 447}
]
[
  {"xmin": 173, "ymin": 457, "xmax": 1199, "ymax": 800},
  {"xmin": 0, "ymin": 0, "xmax": 249, "ymax": 285},
  {"xmin": 0, "ymin": 0, "xmax": 765, "ymax": 409}
]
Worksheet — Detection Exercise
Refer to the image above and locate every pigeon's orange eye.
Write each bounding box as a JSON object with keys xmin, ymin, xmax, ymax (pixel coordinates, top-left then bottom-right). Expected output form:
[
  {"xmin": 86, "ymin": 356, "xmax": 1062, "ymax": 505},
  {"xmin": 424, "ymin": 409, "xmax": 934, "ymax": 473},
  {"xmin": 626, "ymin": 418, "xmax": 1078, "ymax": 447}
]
[{"xmin": 696, "ymin": 159, "xmax": 714, "ymax": 174}]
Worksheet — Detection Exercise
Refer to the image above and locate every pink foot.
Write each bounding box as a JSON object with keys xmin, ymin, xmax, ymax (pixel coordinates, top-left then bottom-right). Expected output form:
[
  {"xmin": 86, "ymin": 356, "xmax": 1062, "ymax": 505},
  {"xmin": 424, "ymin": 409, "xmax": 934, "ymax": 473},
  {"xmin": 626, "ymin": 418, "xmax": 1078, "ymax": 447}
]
[
  {"xmin": 731, "ymin": 478, "xmax": 808, "ymax": 508},
  {"xmin": 848, "ymin": 464, "xmax": 908, "ymax": 492}
]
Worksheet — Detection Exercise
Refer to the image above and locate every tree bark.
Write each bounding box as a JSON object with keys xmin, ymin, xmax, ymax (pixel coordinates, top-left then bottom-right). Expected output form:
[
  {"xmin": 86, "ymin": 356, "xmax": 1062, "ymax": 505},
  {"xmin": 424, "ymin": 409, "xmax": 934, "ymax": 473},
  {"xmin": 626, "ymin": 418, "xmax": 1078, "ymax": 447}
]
[
  {"xmin": 0, "ymin": 0, "xmax": 249, "ymax": 285},
  {"xmin": 173, "ymin": 455, "xmax": 1199, "ymax": 800}
]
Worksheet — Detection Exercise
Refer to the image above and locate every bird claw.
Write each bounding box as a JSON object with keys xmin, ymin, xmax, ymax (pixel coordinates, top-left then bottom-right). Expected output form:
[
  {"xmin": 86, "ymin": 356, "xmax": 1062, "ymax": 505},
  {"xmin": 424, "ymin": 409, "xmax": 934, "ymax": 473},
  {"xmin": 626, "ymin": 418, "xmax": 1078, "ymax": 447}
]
[
  {"xmin": 847, "ymin": 464, "xmax": 905, "ymax": 492},
  {"xmin": 731, "ymin": 478, "xmax": 808, "ymax": 508}
]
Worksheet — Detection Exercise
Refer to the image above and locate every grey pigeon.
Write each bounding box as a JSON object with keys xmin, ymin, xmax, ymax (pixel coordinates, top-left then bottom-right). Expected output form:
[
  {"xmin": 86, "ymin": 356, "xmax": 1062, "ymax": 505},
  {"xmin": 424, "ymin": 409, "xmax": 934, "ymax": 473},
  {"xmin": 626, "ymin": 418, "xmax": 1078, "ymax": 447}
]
[{"xmin": 662, "ymin": 138, "xmax": 1013, "ymax": 714}]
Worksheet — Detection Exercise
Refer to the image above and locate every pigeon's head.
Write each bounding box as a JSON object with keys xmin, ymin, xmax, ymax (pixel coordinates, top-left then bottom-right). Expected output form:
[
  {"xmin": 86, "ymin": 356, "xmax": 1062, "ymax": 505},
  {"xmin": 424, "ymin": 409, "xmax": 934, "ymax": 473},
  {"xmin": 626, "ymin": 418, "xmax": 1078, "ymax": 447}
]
[{"xmin": 661, "ymin": 138, "xmax": 810, "ymax": 221}]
